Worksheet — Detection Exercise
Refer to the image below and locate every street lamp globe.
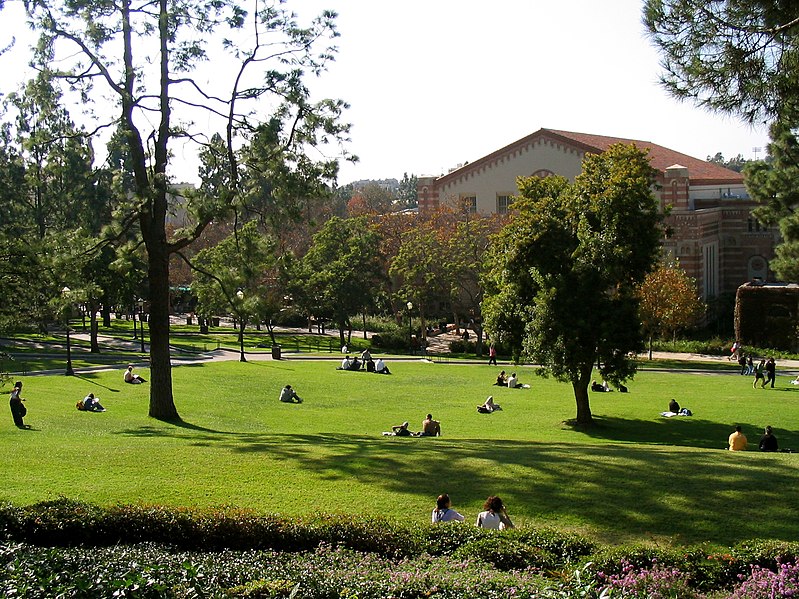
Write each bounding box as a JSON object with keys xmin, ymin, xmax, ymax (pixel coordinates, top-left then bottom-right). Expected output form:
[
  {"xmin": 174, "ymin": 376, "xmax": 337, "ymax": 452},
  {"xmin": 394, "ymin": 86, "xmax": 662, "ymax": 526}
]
[{"xmin": 406, "ymin": 301, "xmax": 413, "ymax": 311}]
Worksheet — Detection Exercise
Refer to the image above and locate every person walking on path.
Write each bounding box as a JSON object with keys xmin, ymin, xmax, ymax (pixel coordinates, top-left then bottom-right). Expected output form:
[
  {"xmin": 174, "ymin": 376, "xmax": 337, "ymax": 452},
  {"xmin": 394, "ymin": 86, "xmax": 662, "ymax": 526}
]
[
  {"xmin": 488, "ymin": 343, "xmax": 497, "ymax": 366},
  {"xmin": 765, "ymin": 358, "xmax": 776, "ymax": 389},
  {"xmin": 753, "ymin": 360, "xmax": 766, "ymax": 389}
]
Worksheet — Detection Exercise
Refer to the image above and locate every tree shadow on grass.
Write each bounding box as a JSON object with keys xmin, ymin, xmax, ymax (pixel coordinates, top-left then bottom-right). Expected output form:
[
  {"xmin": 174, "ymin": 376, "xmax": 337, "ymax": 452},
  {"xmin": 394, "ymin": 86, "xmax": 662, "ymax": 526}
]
[
  {"xmin": 111, "ymin": 423, "xmax": 799, "ymax": 545},
  {"xmin": 578, "ymin": 416, "xmax": 794, "ymax": 450},
  {"xmin": 74, "ymin": 374, "xmax": 121, "ymax": 392}
]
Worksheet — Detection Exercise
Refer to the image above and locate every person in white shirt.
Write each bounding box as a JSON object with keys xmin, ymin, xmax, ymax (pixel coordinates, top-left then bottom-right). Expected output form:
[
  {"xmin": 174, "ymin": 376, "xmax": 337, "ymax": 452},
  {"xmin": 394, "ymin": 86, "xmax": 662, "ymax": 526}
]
[
  {"xmin": 475, "ymin": 495, "xmax": 514, "ymax": 530},
  {"xmin": 279, "ymin": 385, "xmax": 302, "ymax": 403},
  {"xmin": 340, "ymin": 356, "xmax": 352, "ymax": 370},
  {"xmin": 375, "ymin": 358, "xmax": 391, "ymax": 375},
  {"xmin": 431, "ymin": 493, "xmax": 465, "ymax": 523},
  {"xmin": 507, "ymin": 373, "xmax": 518, "ymax": 388}
]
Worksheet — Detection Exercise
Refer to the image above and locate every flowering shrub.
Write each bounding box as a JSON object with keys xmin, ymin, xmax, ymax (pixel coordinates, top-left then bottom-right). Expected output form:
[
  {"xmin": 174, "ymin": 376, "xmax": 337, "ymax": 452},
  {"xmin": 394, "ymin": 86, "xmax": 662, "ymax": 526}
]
[
  {"xmin": 728, "ymin": 559, "xmax": 799, "ymax": 599},
  {"xmin": 598, "ymin": 559, "xmax": 701, "ymax": 598}
]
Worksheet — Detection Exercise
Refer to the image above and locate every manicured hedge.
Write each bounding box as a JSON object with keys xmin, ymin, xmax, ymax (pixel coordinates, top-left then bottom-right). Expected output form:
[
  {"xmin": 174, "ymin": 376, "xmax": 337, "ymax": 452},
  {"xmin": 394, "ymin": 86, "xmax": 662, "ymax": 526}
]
[{"xmin": 4, "ymin": 499, "xmax": 799, "ymax": 597}]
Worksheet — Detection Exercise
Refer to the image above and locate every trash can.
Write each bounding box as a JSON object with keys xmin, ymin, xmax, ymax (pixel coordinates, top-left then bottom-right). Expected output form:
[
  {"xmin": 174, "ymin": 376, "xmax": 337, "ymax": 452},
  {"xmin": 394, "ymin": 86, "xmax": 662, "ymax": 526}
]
[{"xmin": 271, "ymin": 345, "xmax": 282, "ymax": 360}]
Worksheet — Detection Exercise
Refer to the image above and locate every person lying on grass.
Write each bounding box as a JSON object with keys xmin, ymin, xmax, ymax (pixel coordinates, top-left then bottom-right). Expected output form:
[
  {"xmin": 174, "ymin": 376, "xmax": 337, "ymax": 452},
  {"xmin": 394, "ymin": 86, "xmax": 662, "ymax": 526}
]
[
  {"xmin": 478, "ymin": 396, "xmax": 501, "ymax": 413},
  {"xmin": 383, "ymin": 421, "xmax": 412, "ymax": 436}
]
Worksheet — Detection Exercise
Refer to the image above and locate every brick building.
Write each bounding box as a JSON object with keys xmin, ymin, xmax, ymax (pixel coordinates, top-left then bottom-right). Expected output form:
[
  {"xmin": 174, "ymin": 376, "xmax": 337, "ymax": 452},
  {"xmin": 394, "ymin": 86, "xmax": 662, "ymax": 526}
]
[{"xmin": 417, "ymin": 128, "xmax": 779, "ymax": 299}]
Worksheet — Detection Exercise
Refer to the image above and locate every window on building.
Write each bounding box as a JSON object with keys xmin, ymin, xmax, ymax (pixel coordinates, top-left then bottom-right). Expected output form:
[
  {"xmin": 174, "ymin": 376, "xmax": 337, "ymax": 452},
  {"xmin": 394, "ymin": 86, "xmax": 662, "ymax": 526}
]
[
  {"xmin": 496, "ymin": 195, "xmax": 512, "ymax": 214},
  {"xmin": 460, "ymin": 194, "xmax": 477, "ymax": 213},
  {"xmin": 703, "ymin": 242, "xmax": 719, "ymax": 299}
]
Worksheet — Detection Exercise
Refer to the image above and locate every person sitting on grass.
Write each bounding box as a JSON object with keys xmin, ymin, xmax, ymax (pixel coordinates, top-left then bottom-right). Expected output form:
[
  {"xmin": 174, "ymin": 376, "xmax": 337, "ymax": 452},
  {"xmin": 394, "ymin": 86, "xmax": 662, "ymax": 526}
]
[
  {"xmin": 728, "ymin": 425, "xmax": 748, "ymax": 451},
  {"xmin": 418, "ymin": 413, "xmax": 441, "ymax": 437},
  {"xmin": 375, "ymin": 357, "xmax": 391, "ymax": 375},
  {"xmin": 432, "ymin": 493, "xmax": 465, "ymax": 523},
  {"xmin": 477, "ymin": 396, "xmax": 501, "ymax": 413},
  {"xmin": 78, "ymin": 393, "xmax": 106, "ymax": 412},
  {"xmin": 279, "ymin": 385, "xmax": 302, "ymax": 404},
  {"xmin": 668, "ymin": 398, "xmax": 680, "ymax": 413},
  {"xmin": 507, "ymin": 372, "xmax": 518, "ymax": 389},
  {"xmin": 476, "ymin": 495, "xmax": 514, "ymax": 530},
  {"xmin": 383, "ymin": 421, "xmax": 412, "ymax": 437},
  {"xmin": 759, "ymin": 425, "xmax": 779, "ymax": 452},
  {"xmin": 495, "ymin": 371, "xmax": 507, "ymax": 386},
  {"xmin": 591, "ymin": 380, "xmax": 605, "ymax": 392},
  {"xmin": 124, "ymin": 365, "xmax": 146, "ymax": 384}
]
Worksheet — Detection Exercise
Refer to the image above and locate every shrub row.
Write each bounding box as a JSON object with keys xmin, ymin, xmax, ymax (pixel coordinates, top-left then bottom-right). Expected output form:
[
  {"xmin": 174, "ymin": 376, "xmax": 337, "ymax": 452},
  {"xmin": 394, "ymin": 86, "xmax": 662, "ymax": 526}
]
[
  {"xmin": 0, "ymin": 499, "xmax": 592, "ymax": 566},
  {"xmin": 3, "ymin": 499, "xmax": 799, "ymax": 595}
]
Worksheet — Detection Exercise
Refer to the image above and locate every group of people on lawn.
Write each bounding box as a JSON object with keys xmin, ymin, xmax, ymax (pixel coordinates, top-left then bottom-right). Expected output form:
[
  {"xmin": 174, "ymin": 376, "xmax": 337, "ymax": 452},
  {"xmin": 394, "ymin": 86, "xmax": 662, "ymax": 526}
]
[
  {"xmin": 9, "ymin": 364, "xmax": 148, "ymax": 427},
  {"xmin": 431, "ymin": 493, "xmax": 515, "ymax": 530},
  {"xmin": 338, "ymin": 349, "xmax": 391, "ymax": 374},
  {"xmin": 384, "ymin": 413, "xmax": 441, "ymax": 437},
  {"xmin": 728, "ymin": 424, "xmax": 782, "ymax": 452}
]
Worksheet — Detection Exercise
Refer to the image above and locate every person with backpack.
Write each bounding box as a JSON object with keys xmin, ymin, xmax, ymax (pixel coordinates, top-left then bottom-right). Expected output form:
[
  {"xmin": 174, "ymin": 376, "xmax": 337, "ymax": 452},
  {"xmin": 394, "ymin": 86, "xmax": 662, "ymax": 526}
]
[{"xmin": 431, "ymin": 493, "xmax": 465, "ymax": 523}]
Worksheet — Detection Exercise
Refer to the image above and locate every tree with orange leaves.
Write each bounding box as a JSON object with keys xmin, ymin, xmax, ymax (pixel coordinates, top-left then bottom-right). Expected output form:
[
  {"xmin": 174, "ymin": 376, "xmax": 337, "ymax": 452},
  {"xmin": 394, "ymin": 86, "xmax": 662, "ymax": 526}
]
[{"xmin": 638, "ymin": 263, "xmax": 705, "ymax": 358}]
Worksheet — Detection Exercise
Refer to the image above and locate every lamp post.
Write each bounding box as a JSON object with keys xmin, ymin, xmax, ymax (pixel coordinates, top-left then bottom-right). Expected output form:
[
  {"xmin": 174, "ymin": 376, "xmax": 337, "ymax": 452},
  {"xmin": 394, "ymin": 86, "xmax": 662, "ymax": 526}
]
[
  {"xmin": 61, "ymin": 287, "xmax": 75, "ymax": 376},
  {"xmin": 406, "ymin": 301, "xmax": 413, "ymax": 355},
  {"xmin": 137, "ymin": 299, "xmax": 145, "ymax": 352},
  {"xmin": 236, "ymin": 289, "xmax": 246, "ymax": 362}
]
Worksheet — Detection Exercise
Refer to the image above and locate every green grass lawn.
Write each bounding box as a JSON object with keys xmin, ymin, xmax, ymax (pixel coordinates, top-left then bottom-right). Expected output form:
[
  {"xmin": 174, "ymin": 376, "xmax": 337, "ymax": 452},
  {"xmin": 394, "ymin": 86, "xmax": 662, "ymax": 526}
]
[{"xmin": 2, "ymin": 360, "xmax": 799, "ymax": 547}]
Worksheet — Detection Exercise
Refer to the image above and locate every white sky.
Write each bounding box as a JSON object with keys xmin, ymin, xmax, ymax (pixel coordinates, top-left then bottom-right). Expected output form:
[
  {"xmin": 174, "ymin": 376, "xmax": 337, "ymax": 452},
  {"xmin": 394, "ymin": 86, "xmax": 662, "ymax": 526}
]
[{"xmin": 0, "ymin": 0, "xmax": 770, "ymax": 186}]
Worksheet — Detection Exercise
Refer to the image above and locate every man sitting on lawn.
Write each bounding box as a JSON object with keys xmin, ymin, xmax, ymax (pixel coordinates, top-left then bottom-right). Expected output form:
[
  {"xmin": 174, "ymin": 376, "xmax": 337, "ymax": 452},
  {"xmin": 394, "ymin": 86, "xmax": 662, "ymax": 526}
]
[
  {"xmin": 279, "ymin": 385, "xmax": 302, "ymax": 403},
  {"xmin": 419, "ymin": 414, "xmax": 441, "ymax": 437},
  {"xmin": 728, "ymin": 425, "xmax": 747, "ymax": 451}
]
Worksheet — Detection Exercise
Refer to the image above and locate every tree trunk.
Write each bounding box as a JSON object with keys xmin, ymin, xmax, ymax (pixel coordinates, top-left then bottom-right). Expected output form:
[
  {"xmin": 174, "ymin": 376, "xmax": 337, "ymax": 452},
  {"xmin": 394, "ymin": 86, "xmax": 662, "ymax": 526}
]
[
  {"xmin": 101, "ymin": 300, "xmax": 111, "ymax": 328},
  {"xmin": 146, "ymin": 236, "xmax": 179, "ymax": 421},
  {"xmin": 89, "ymin": 299, "xmax": 100, "ymax": 353},
  {"xmin": 338, "ymin": 318, "xmax": 346, "ymax": 349},
  {"xmin": 572, "ymin": 363, "xmax": 594, "ymax": 427}
]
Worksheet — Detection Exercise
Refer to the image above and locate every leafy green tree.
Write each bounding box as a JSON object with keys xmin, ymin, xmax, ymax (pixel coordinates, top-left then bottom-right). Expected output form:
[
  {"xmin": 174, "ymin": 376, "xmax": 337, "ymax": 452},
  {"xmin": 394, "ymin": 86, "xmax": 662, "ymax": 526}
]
[
  {"xmin": 296, "ymin": 216, "xmax": 384, "ymax": 349},
  {"xmin": 389, "ymin": 224, "xmax": 450, "ymax": 342},
  {"xmin": 643, "ymin": 0, "xmax": 799, "ymax": 122},
  {"xmin": 397, "ymin": 172, "xmax": 418, "ymax": 209},
  {"xmin": 483, "ymin": 145, "xmax": 662, "ymax": 426},
  {"xmin": 22, "ymin": 0, "xmax": 351, "ymax": 419},
  {"xmin": 645, "ymin": 0, "xmax": 799, "ymax": 283},
  {"xmin": 746, "ymin": 118, "xmax": 799, "ymax": 281},
  {"xmin": 707, "ymin": 152, "xmax": 749, "ymax": 173},
  {"xmin": 5, "ymin": 72, "xmax": 96, "ymax": 238},
  {"xmin": 192, "ymin": 221, "xmax": 280, "ymax": 360}
]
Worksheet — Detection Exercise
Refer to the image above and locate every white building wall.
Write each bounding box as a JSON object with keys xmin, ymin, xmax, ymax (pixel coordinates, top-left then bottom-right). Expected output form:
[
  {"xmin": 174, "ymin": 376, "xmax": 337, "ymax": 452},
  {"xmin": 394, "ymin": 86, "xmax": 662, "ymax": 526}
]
[{"xmin": 436, "ymin": 138, "xmax": 586, "ymax": 213}]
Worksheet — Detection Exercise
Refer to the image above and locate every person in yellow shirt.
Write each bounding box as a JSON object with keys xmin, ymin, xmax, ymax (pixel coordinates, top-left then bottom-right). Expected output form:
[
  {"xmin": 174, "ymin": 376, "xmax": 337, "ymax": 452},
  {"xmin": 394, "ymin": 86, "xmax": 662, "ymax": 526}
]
[{"xmin": 728, "ymin": 425, "xmax": 747, "ymax": 451}]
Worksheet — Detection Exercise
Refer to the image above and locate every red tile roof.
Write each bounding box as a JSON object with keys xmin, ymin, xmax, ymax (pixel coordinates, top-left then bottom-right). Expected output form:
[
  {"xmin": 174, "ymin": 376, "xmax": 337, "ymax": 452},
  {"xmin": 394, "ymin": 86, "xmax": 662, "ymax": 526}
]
[
  {"xmin": 546, "ymin": 129, "xmax": 743, "ymax": 184},
  {"xmin": 436, "ymin": 128, "xmax": 743, "ymax": 186}
]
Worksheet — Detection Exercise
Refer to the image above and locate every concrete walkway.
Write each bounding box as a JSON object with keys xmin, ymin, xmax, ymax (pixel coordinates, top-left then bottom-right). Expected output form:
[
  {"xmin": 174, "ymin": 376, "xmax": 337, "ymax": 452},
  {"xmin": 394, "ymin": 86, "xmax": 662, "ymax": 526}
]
[{"xmin": 4, "ymin": 328, "xmax": 799, "ymax": 377}]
